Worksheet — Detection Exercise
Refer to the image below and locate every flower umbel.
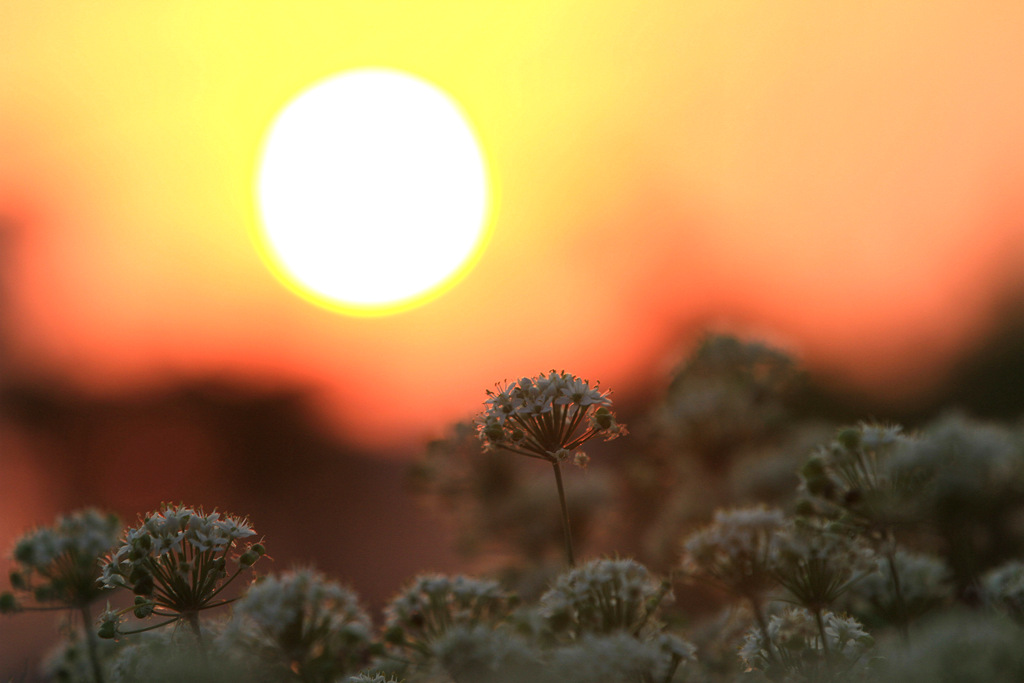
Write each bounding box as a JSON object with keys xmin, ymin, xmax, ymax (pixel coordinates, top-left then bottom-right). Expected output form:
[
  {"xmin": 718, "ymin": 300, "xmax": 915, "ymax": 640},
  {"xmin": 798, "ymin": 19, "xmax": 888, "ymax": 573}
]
[
  {"xmin": 681, "ymin": 505, "xmax": 786, "ymax": 601},
  {"xmin": 476, "ymin": 371, "xmax": 626, "ymax": 566},
  {"xmin": 477, "ymin": 370, "xmax": 625, "ymax": 462},
  {"xmin": 740, "ymin": 607, "xmax": 874, "ymax": 680},
  {"xmin": 540, "ymin": 558, "xmax": 673, "ymax": 639},
  {"xmin": 382, "ymin": 574, "xmax": 514, "ymax": 661},
  {"xmin": 3, "ymin": 509, "xmax": 122, "ymax": 683},
  {"xmin": 98, "ymin": 504, "xmax": 265, "ymax": 643},
  {"xmin": 4, "ymin": 508, "xmax": 121, "ymax": 612},
  {"xmin": 226, "ymin": 569, "xmax": 373, "ymax": 681}
]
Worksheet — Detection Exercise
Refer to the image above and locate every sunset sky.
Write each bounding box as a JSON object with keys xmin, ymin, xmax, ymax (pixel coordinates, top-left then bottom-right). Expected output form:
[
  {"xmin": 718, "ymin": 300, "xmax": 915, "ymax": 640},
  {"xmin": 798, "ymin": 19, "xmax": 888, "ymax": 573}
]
[{"xmin": 2, "ymin": 2, "xmax": 1023, "ymax": 449}]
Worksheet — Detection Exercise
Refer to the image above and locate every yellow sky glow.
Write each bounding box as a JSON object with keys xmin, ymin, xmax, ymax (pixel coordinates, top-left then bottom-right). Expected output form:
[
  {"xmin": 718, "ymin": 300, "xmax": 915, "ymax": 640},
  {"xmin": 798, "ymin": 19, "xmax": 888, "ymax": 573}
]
[{"xmin": 2, "ymin": 2, "xmax": 1023, "ymax": 446}]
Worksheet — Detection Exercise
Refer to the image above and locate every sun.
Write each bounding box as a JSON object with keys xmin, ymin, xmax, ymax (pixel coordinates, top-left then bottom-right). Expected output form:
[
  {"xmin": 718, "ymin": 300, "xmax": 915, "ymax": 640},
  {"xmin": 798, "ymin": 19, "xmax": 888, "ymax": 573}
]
[{"xmin": 254, "ymin": 69, "xmax": 494, "ymax": 316}]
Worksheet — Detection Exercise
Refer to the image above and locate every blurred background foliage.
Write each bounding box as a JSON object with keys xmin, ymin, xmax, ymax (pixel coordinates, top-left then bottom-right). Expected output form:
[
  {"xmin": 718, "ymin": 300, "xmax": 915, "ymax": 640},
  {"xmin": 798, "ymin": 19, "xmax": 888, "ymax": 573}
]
[{"xmin": 5, "ymin": 292, "xmax": 1024, "ymax": 677}]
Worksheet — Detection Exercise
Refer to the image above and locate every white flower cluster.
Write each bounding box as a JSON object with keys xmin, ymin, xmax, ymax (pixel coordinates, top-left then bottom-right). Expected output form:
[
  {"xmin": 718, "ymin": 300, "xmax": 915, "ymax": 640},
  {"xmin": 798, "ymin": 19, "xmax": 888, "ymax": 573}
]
[
  {"xmin": 476, "ymin": 371, "xmax": 624, "ymax": 462},
  {"xmin": 848, "ymin": 551, "xmax": 951, "ymax": 623},
  {"xmin": 855, "ymin": 423, "xmax": 906, "ymax": 450},
  {"xmin": 384, "ymin": 574, "xmax": 512, "ymax": 652},
  {"xmin": 549, "ymin": 631, "xmax": 696, "ymax": 683},
  {"xmin": 680, "ymin": 505, "xmax": 786, "ymax": 598},
  {"xmin": 5, "ymin": 508, "xmax": 121, "ymax": 609},
  {"xmin": 487, "ymin": 372, "xmax": 611, "ymax": 418},
  {"xmin": 432, "ymin": 624, "xmax": 544, "ymax": 682},
  {"xmin": 889, "ymin": 414, "xmax": 1024, "ymax": 506},
  {"xmin": 345, "ymin": 675, "xmax": 404, "ymax": 683},
  {"xmin": 107, "ymin": 625, "xmax": 246, "ymax": 683},
  {"xmin": 800, "ymin": 422, "xmax": 917, "ymax": 526},
  {"xmin": 771, "ymin": 520, "xmax": 875, "ymax": 610},
  {"xmin": 540, "ymin": 558, "xmax": 673, "ymax": 638},
  {"xmin": 101, "ymin": 504, "xmax": 259, "ymax": 591},
  {"xmin": 982, "ymin": 561, "xmax": 1024, "ymax": 621},
  {"xmin": 228, "ymin": 569, "xmax": 372, "ymax": 676},
  {"xmin": 97, "ymin": 504, "xmax": 264, "ymax": 639},
  {"xmin": 874, "ymin": 611, "xmax": 1024, "ymax": 683},
  {"xmin": 13, "ymin": 509, "xmax": 121, "ymax": 571},
  {"xmin": 740, "ymin": 607, "xmax": 873, "ymax": 675},
  {"xmin": 431, "ymin": 617, "xmax": 696, "ymax": 683}
]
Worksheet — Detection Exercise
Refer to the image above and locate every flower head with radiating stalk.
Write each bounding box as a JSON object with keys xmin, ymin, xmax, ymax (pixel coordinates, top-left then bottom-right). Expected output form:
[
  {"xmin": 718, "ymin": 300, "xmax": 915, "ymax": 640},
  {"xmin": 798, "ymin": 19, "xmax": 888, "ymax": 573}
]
[
  {"xmin": 2, "ymin": 508, "xmax": 122, "ymax": 613},
  {"xmin": 540, "ymin": 558, "xmax": 674, "ymax": 639},
  {"xmin": 383, "ymin": 574, "xmax": 514, "ymax": 660},
  {"xmin": 476, "ymin": 371, "xmax": 626, "ymax": 566},
  {"xmin": 740, "ymin": 607, "xmax": 874, "ymax": 679},
  {"xmin": 226, "ymin": 569, "xmax": 373, "ymax": 681},
  {"xmin": 476, "ymin": 370, "xmax": 625, "ymax": 464},
  {"xmin": 98, "ymin": 504, "xmax": 265, "ymax": 641},
  {"xmin": 681, "ymin": 505, "xmax": 786, "ymax": 601}
]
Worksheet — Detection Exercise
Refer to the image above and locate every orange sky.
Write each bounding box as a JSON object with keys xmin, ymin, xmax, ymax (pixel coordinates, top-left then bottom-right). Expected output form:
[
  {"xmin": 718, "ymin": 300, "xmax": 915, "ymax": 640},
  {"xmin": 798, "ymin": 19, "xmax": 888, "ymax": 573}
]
[{"xmin": 2, "ymin": 2, "xmax": 1023, "ymax": 449}]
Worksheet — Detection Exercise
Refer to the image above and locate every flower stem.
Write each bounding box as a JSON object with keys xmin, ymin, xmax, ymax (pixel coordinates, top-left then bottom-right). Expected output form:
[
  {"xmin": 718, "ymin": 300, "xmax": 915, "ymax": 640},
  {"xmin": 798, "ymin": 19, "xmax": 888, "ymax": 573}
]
[
  {"xmin": 551, "ymin": 461, "xmax": 575, "ymax": 567},
  {"xmin": 80, "ymin": 603, "xmax": 105, "ymax": 683},
  {"xmin": 813, "ymin": 607, "xmax": 831, "ymax": 659},
  {"xmin": 885, "ymin": 548, "xmax": 910, "ymax": 643},
  {"xmin": 183, "ymin": 610, "xmax": 208, "ymax": 657},
  {"xmin": 748, "ymin": 595, "xmax": 778, "ymax": 665}
]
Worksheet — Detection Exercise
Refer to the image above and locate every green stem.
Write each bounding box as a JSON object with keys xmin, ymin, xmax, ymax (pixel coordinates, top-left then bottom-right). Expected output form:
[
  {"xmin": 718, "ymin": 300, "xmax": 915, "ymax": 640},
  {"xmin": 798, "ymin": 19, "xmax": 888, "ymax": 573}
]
[
  {"xmin": 814, "ymin": 607, "xmax": 831, "ymax": 660},
  {"xmin": 551, "ymin": 462, "xmax": 575, "ymax": 567},
  {"xmin": 661, "ymin": 653, "xmax": 682, "ymax": 683},
  {"xmin": 183, "ymin": 610, "xmax": 208, "ymax": 658},
  {"xmin": 748, "ymin": 595, "xmax": 778, "ymax": 665},
  {"xmin": 885, "ymin": 548, "xmax": 910, "ymax": 643},
  {"xmin": 80, "ymin": 603, "xmax": 105, "ymax": 683}
]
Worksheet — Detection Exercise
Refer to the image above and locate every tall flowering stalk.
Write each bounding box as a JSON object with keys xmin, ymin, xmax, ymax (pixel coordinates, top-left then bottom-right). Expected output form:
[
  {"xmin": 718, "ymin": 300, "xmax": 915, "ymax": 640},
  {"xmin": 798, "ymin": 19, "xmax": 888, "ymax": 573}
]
[
  {"xmin": 800, "ymin": 423, "xmax": 920, "ymax": 641},
  {"xmin": 680, "ymin": 506, "xmax": 785, "ymax": 664},
  {"xmin": 771, "ymin": 519, "xmax": 874, "ymax": 660},
  {"xmin": 476, "ymin": 371, "xmax": 626, "ymax": 566}
]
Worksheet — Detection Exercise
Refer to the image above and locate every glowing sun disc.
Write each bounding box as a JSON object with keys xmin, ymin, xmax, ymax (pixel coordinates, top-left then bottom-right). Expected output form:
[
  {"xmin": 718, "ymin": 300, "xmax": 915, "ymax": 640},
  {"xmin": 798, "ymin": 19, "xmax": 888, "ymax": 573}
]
[{"xmin": 255, "ymin": 69, "xmax": 493, "ymax": 316}]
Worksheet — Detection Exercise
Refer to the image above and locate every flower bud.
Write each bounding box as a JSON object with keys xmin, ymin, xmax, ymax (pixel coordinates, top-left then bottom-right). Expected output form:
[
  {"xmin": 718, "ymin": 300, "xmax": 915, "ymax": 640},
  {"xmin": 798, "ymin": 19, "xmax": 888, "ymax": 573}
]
[
  {"xmin": 129, "ymin": 534, "xmax": 152, "ymax": 560},
  {"xmin": 384, "ymin": 625, "xmax": 406, "ymax": 645},
  {"xmin": 13, "ymin": 543, "xmax": 33, "ymax": 565},
  {"xmin": 800, "ymin": 457, "xmax": 834, "ymax": 498},
  {"xmin": 239, "ymin": 545, "xmax": 265, "ymax": 568},
  {"xmin": 793, "ymin": 498, "xmax": 816, "ymax": 518},
  {"xmin": 133, "ymin": 596, "xmax": 154, "ymax": 619},
  {"xmin": 837, "ymin": 428, "xmax": 861, "ymax": 451},
  {"xmin": 98, "ymin": 620, "xmax": 117, "ymax": 639}
]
